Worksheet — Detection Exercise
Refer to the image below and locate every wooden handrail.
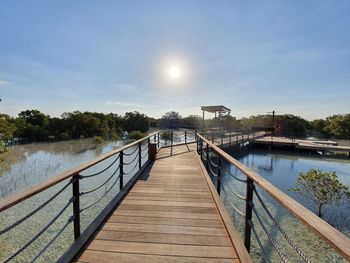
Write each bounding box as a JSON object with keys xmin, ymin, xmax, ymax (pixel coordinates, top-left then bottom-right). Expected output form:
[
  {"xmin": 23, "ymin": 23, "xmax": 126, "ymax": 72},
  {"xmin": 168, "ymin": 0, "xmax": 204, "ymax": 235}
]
[
  {"xmin": 197, "ymin": 133, "xmax": 350, "ymax": 261},
  {"xmin": 0, "ymin": 132, "xmax": 158, "ymax": 212}
]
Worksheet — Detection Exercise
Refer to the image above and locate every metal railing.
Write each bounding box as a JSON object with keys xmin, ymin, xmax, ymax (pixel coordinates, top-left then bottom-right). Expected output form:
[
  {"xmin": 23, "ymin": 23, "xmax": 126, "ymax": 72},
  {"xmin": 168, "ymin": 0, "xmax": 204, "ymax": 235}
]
[
  {"xmin": 0, "ymin": 133, "xmax": 159, "ymax": 262},
  {"xmin": 196, "ymin": 133, "xmax": 350, "ymax": 262},
  {"xmin": 0, "ymin": 129, "xmax": 198, "ymax": 262},
  {"xmin": 201, "ymin": 130, "xmax": 268, "ymax": 147}
]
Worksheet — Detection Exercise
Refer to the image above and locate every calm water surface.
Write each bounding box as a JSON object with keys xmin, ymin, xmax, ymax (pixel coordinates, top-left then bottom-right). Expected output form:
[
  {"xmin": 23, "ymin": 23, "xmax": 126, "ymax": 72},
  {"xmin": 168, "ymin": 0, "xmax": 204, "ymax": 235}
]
[{"xmin": 221, "ymin": 147, "xmax": 350, "ymax": 262}]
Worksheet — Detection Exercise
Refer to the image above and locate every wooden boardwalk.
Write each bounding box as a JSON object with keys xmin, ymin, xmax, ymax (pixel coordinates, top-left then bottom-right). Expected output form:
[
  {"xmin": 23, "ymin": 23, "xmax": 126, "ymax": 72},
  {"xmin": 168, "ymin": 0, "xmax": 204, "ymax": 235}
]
[{"xmin": 76, "ymin": 145, "xmax": 249, "ymax": 263}]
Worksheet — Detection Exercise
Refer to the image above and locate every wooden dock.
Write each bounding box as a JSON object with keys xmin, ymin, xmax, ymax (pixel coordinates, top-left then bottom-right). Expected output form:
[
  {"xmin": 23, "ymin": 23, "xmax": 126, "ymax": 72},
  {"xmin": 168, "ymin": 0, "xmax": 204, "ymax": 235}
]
[
  {"xmin": 253, "ymin": 136, "xmax": 350, "ymax": 154},
  {"xmin": 76, "ymin": 145, "xmax": 250, "ymax": 263}
]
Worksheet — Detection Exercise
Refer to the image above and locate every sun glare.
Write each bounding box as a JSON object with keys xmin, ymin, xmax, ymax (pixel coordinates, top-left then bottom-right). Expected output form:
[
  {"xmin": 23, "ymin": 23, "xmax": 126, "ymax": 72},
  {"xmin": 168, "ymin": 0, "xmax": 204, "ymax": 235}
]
[{"xmin": 168, "ymin": 66, "xmax": 181, "ymax": 79}]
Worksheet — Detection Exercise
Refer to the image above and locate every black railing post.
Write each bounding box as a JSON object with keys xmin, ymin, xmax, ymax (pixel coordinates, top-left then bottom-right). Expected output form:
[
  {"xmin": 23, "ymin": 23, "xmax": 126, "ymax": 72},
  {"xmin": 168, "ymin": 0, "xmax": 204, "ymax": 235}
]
[
  {"xmin": 72, "ymin": 174, "xmax": 81, "ymax": 240},
  {"xmin": 244, "ymin": 178, "xmax": 254, "ymax": 252},
  {"xmin": 221, "ymin": 134, "xmax": 223, "ymax": 146},
  {"xmin": 154, "ymin": 134, "xmax": 156, "ymax": 142},
  {"xmin": 206, "ymin": 143, "xmax": 209, "ymax": 170},
  {"xmin": 236, "ymin": 132, "xmax": 238, "ymax": 143},
  {"xmin": 120, "ymin": 151, "xmax": 124, "ymax": 190},
  {"xmin": 229, "ymin": 131, "xmax": 232, "ymax": 145},
  {"xmin": 185, "ymin": 130, "xmax": 187, "ymax": 144},
  {"xmin": 196, "ymin": 135, "xmax": 200, "ymax": 154},
  {"xmin": 212, "ymin": 132, "xmax": 214, "ymax": 143},
  {"xmin": 138, "ymin": 142, "xmax": 142, "ymax": 169},
  {"xmin": 171, "ymin": 131, "xmax": 173, "ymax": 147},
  {"xmin": 157, "ymin": 133, "xmax": 160, "ymax": 149},
  {"xmin": 217, "ymin": 156, "xmax": 221, "ymax": 195},
  {"xmin": 200, "ymin": 140, "xmax": 203, "ymax": 160}
]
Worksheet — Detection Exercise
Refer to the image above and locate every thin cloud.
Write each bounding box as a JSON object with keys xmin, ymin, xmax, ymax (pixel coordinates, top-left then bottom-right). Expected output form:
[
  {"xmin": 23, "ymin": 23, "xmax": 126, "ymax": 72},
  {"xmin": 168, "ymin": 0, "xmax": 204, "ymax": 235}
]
[{"xmin": 0, "ymin": 80, "xmax": 9, "ymax": 87}]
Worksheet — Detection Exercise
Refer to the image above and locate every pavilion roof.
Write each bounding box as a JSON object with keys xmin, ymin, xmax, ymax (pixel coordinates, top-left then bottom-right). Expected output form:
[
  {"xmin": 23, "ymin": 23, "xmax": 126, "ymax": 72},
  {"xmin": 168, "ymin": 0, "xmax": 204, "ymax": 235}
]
[{"xmin": 200, "ymin": 105, "xmax": 231, "ymax": 113}]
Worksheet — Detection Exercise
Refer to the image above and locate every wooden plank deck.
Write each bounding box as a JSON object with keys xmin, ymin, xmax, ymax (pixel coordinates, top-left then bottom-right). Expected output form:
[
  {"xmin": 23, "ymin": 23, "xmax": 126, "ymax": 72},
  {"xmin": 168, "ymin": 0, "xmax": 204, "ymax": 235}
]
[{"xmin": 76, "ymin": 145, "xmax": 249, "ymax": 263}]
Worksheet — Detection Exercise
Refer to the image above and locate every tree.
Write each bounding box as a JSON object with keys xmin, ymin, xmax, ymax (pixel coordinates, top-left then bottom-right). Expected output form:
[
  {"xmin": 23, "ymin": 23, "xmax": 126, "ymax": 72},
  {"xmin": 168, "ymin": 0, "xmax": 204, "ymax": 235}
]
[
  {"xmin": 289, "ymin": 169, "xmax": 350, "ymax": 218},
  {"xmin": 160, "ymin": 111, "xmax": 182, "ymax": 129},
  {"xmin": 122, "ymin": 111, "xmax": 149, "ymax": 133},
  {"xmin": 323, "ymin": 114, "xmax": 350, "ymax": 139}
]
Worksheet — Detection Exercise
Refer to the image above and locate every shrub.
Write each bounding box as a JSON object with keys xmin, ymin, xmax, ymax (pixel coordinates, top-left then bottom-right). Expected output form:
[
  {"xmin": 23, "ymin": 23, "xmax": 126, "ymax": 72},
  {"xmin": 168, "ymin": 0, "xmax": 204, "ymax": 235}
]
[
  {"xmin": 129, "ymin": 131, "xmax": 145, "ymax": 140},
  {"xmin": 93, "ymin": 136, "xmax": 104, "ymax": 147}
]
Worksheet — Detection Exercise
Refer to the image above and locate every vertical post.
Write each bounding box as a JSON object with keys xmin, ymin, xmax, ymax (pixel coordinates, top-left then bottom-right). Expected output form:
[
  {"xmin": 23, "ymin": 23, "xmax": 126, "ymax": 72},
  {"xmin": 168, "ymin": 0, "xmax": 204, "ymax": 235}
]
[
  {"xmin": 229, "ymin": 131, "xmax": 232, "ymax": 146},
  {"xmin": 154, "ymin": 134, "xmax": 156, "ymax": 142},
  {"xmin": 72, "ymin": 174, "xmax": 81, "ymax": 240},
  {"xmin": 212, "ymin": 132, "xmax": 214, "ymax": 143},
  {"xmin": 138, "ymin": 142, "xmax": 142, "ymax": 169},
  {"xmin": 120, "ymin": 151, "xmax": 124, "ymax": 190},
  {"xmin": 185, "ymin": 130, "xmax": 187, "ymax": 144},
  {"xmin": 244, "ymin": 178, "xmax": 254, "ymax": 252},
  {"xmin": 200, "ymin": 140, "xmax": 203, "ymax": 160},
  {"xmin": 171, "ymin": 131, "xmax": 173, "ymax": 149},
  {"xmin": 196, "ymin": 136, "xmax": 199, "ymax": 153},
  {"xmin": 221, "ymin": 133, "xmax": 223, "ymax": 146},
  {"xmin": 206, "ymin": 143, "xmax": 209, "ymax": 170},
  {"xmin": 157, "ymin": 133, "xmax": 160, "ymax": 149},
  {"xmin": 217, "ymin": 156, "xmax": 221, "ymax": 195},
  {"xmin": 202, "ymin": 110, "xmax": 205, "ymax": 130},
  {"xmin": 241, "ymin": 132, "xmax": 244, "ymax": 143},
  {"xmin": 236, "ymin": 132, "xmax": 238, "ymax": 144}
]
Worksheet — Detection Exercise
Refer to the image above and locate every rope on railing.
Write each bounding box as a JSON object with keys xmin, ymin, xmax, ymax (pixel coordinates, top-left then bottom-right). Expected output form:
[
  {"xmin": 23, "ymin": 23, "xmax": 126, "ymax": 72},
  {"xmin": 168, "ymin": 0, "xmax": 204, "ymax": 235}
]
[
  {"xmin": 252, "ymin": 204, "xmax": 289, "ymax": 263},
  {"xmin": 4, "ymin": 198, "xmax": 73, "ymax": 263},
  {"xmin": 79, "ymin": 154, "xmax": 120, "ymax": 179},
  {"xmin": 223, "ymin": 181, "xmax": 246, "ymax": 201},
  {"xmin": 253, "ymin": 187, "xmax": 311, "ymax": 262},
  {"xmin": 141, "ymin": 151, "xmax": 149, "ymax": 159},
  {"xmin": 80, "ymin": 164, "xmax": 120, "ymax": 196},
  {"xmin": 228, "ymin": 200, "xmax": 246, "ymax": 217},
  {"xmin": 141, "ymin": 143, "xmax": 148, "ymax": 151},
  {"xmin": 30, "ymin": 215, "xmax": 74, "ymax": 262},
  {"xmin": 122, "ymin": 153, "xmax": 139, "ymax": 165},
  {"xmin": 123, "ymin": 161, "xmax": 139, "ymax": 176},
  {"xmin": 208, "ymin": 160, "xmax": 219, "ymax": 177},
  {"xmin": 251, "ymin": 221, "xmax": 272, "ymax": 263},
  {"xmin": 80, "ymin": 174, "xmax": 120, "ymax": 212},
  {"xmin": 208, "ymin": 155, "xmax": 219, "ymax": 168},
  {"xmin": 123, "ymin": 146, "xmax": 139, "ymax": 156},
  {"xmin": 221, "ymin": 162, "xmax": 247, "ymax": 183},
  {"xmin": 0, "ymin": 180, "xmax": 71, "ymax": 235}
]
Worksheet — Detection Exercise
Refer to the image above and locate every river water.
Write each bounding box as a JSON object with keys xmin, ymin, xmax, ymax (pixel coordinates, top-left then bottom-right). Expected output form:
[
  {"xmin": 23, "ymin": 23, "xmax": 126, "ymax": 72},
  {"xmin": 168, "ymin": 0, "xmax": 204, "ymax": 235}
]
[{"xmin": 220, "ymin": 147, "xmax": 350, "ymax": 262}]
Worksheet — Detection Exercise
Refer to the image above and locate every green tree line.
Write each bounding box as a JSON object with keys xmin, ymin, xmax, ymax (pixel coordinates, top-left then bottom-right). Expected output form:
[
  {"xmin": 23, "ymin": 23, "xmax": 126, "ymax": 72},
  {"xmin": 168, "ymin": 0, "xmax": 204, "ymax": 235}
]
[{"xmin": 0, "ymin": 110, "xmax": 149, "ymax": 143}]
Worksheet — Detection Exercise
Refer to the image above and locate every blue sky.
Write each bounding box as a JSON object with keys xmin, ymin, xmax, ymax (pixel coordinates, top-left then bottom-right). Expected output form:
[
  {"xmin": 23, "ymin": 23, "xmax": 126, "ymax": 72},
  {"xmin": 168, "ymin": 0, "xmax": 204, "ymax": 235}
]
[{"xmin": 0, "ymin": 1, "xmax": 349, "ymax": 120}]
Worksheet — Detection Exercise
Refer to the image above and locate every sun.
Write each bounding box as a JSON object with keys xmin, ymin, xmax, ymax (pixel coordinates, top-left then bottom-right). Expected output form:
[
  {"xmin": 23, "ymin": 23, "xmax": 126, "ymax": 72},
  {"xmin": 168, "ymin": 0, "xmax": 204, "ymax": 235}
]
[{"xmin": 168, "ymin": 65, "xmax": 181, "ymax": 79}]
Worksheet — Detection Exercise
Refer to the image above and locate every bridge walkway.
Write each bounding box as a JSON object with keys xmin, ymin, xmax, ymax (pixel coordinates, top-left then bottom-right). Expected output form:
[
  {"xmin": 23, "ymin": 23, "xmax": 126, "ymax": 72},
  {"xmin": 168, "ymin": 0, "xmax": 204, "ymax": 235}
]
[{"xmin": 75, "ymin": 145, "xmax": 249, "ymax": 262}]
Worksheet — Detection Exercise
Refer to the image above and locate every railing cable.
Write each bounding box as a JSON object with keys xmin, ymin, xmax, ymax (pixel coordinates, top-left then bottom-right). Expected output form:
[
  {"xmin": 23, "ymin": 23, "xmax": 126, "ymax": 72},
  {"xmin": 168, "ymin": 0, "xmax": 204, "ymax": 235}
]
[
  {"xmin": 0, "ymin": 181, "xmax": 71, "ymax": 235},
  {"xmin": 123, "ymin": 153, "xmax": 139, "ymax": 166},
  {"xmin": 4, "ymin": 198, "xmax": 73, "ymax": 263},
  {"xmin": 221, "ymin": 162, "xmax": 247, "ymax": 183},
  {"xmin": 123, "ymin": 146, "xmax": 138, "ymax": 156},
  {"xmin": 80, "ymin": 164, "xmax": 120, "ymax": 196},
  {"xmin": 30, "ymin": 215, "xmax": 74, "ymax": 262},
  {"xmin": 251, "ymin": 222, "xmax": 272, "ymax": 263},
  {"xmin": 79, "ymin": 155, "xmax": 120, "ymax": 179},
  {"xmin": 253, "ymin": 187, "xmax": 311, "ymax": 262},
  {"xmin": 252, "ymin": 203, "xmax": 289, "ymax": 263},
  {"xmin": 80, "ymin": 174, "xmax": 120, "ymax": 212}
]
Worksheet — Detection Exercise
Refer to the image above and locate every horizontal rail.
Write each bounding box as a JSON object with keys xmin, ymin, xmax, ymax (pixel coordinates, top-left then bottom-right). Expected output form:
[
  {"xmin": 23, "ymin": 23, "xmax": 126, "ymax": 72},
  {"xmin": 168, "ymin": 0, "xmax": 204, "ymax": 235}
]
[
  {"xmin": 197, "ymin": 133, "xmax": 350, "ymax": 261},
  {"xmin": 0, "ymin": 132, "xmax": 158, "ymax": 212}
]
